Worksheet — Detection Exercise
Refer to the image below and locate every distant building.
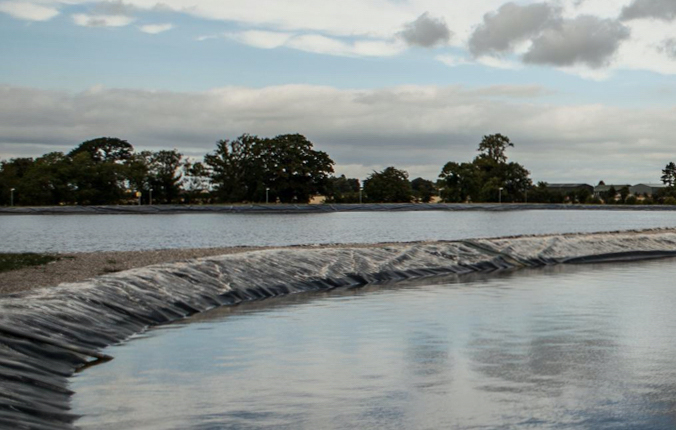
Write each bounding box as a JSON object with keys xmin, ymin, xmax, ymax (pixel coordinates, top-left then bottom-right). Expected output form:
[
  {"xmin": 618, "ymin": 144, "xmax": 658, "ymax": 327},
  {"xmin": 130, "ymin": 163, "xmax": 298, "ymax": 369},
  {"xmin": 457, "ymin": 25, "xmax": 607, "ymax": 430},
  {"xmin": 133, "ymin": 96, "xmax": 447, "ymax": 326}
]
[
  {"xmin": 630, "ymin": 183, "xmax": 668, "ymax": 196},
  {"xmin": 594, "ymin": 184, "xmax": 631, "ymax": 198},
  {"xmin": 544, "ymin": 183, "xmax": 594, "ymax": 195}
]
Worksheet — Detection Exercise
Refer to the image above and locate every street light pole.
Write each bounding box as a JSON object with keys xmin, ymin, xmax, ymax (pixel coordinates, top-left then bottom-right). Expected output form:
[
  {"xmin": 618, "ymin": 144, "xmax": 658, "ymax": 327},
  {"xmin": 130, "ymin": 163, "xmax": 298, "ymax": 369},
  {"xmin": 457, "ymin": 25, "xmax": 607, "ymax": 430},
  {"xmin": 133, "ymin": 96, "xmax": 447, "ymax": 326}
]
[
  {"xmin": 10, "ymin": 188, "xmax": 15, "ymax": 206},
  {"xmin": 359, "ymin": 187, "xmax": 363, "ymax": 204},
  {"xmin": 149, "ymin": 189, "xmax": 153, "ymax": 205},
  {"xmin": 499, "ymin": 187, "xmax": 503, "ymax": 204},
  {"xmin": 266, "ymin": 187, "xmax": 270, "ymax": 204}
]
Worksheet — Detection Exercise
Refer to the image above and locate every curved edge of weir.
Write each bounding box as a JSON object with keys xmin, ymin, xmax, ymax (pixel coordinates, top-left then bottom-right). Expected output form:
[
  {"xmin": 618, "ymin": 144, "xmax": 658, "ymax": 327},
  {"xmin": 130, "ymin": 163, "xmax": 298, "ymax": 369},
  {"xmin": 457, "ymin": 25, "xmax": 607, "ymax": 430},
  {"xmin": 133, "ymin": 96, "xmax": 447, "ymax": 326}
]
[{"xmin": 3, "ymin": 229, "xmax": 676, "ymax": 429}]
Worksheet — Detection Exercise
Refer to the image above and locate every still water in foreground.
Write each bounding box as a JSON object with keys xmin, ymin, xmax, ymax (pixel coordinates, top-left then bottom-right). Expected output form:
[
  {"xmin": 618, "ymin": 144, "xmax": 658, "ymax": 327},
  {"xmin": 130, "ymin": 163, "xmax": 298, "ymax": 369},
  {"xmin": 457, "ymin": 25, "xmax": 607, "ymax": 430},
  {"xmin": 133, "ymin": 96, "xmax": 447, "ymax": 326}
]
[
  {"xmin": 4, "ymin": 209, "xmax": 676, "ymax": 252},
  {"xmin": 72, "ymin": 258, "xmax": 676, "ymax": 429}
]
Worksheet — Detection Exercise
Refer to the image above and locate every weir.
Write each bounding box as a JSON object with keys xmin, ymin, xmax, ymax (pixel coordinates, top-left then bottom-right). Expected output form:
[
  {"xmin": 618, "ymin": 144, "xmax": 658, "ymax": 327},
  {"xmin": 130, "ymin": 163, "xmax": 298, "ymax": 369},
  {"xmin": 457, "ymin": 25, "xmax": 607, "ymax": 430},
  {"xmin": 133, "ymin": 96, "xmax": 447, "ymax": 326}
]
[{"xmin": 2, "ymin": 229, "xmax": 676, "ymax": 429}]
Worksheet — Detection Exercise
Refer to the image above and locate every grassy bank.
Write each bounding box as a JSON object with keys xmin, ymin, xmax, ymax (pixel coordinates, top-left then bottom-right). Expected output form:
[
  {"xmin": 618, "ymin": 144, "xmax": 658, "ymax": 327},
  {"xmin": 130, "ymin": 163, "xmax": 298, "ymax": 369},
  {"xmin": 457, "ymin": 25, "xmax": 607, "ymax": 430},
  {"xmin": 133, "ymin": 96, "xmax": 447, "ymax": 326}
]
[{"xmin": 0, "ymin": 253, "xmax": 59, "ymax": 273}]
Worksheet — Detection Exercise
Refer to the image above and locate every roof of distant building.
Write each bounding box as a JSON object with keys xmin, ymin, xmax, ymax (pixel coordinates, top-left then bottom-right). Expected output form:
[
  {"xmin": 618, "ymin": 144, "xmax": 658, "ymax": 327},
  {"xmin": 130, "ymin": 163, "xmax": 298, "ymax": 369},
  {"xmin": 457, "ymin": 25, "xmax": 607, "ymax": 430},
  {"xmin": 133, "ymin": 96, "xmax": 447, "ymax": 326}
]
[{"xmin": 545, "ymin": 183, "xmax": 592, "ymax": 188}]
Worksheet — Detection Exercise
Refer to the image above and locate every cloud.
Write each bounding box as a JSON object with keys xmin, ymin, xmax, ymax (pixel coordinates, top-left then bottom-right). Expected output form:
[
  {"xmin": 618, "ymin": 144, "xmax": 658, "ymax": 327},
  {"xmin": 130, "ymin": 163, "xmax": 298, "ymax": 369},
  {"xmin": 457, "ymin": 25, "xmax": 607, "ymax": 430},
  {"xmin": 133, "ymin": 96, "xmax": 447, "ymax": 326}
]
[
  {"xmin": 227, "ymin": 31, "xmax": 405, "ymax": 57},
  {"xmin": 658, "ymin": 39, "xmax": 676, "ymax": 59},
  {"xmin": 469, "ymin": 2, "xmax": 559, "ymax": 56},
  {"xmin": 620, "ymin": 0, "xmax": 676, "ymax": 21},
  {"xmin": 398, "ymin": 12, "xmax": 452, "ymax": 48},
  {"xmin": 523, "ymin": 16, "xmax": 630, "ymax": 68},
  {"xmin": 468, "ymin": 3, "xmax": 630, "ymax": 70},
  {"xmin": 93, "ymin": 1, "xmax": 136, "ymax": 16},
  {"xmin": 0, "ymin": 1, "xmax": 59, "ymax": 21},
  {"xmin": 72, "ymin": 13, "xmax": 135, "ymax": 27},
  {"xmin": 227, "ymin": 30, "xmax": 293, "ymax": 49},
  {"xmin": 1, "ymin": 84, "xmax": 675, "ymax": 183},
  {"xmin": 139, "ymin": 23, "xmax": 173, "ymax": 34}
]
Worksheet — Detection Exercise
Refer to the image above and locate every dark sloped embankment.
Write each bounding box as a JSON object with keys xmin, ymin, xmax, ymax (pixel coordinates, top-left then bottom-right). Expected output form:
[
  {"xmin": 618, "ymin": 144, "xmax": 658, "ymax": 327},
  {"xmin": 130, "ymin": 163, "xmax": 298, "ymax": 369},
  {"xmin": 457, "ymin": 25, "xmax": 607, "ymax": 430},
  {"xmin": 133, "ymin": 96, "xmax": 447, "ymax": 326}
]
[{"xmin": 2, "ymin": 230, "xmax": 676, "ymax": 429}]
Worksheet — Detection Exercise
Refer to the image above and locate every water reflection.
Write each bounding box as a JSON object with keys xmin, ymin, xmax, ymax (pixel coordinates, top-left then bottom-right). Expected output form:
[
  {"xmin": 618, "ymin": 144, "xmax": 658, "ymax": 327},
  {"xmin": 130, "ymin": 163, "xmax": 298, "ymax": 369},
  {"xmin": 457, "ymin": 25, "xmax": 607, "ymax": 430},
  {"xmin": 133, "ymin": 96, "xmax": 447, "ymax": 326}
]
[{"xmin": 72, "ymin": 259, "xmax": 676, "ymax": 429}]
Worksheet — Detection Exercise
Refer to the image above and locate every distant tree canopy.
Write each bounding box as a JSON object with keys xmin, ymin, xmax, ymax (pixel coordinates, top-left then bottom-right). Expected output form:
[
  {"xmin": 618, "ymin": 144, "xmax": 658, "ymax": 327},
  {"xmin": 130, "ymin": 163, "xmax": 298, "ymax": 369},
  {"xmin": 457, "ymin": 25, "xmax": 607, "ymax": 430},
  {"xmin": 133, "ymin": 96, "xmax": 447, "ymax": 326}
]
[
  {"xmin": 0, "ymin": 137, "xmax": 187, "ymax": 206},
  {"xmin": 411, "ymin": 177, "xmax": 436, "ymax": 203},
  {"xmin": 363, "ymin": 167, "xmax": 413, "ymax": 203},
  {"xmin": 204, "ymin": 134, "xmax": 334, "ymax": 203},
  {"xmin": 326, "ymin": 175, "xmax": 361, "ymax": 203},
  {"xmin": 438, "ymin": 134, "xmax": 532, "ymax": 203}
]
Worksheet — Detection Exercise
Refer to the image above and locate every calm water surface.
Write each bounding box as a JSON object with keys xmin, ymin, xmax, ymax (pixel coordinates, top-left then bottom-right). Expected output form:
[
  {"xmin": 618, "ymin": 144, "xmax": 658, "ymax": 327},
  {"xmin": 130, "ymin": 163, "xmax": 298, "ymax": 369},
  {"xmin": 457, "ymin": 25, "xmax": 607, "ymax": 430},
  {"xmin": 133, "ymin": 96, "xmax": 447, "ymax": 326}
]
[
  {"xmin": 3, "ymin": 210, "xmax": 676, "ymax": 252},
  {"xmin": 72, "ymin": 258, "xmax": 676, "ymax": 429}
]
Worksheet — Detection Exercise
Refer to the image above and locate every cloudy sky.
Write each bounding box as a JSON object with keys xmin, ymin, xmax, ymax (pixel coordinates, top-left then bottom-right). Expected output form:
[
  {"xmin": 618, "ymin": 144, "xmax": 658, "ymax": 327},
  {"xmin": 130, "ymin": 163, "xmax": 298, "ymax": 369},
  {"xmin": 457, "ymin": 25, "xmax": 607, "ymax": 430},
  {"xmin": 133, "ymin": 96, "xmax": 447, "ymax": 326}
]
[{"xmin": 2, "ymin": 0, "xmax": 676, "ymax": 183}]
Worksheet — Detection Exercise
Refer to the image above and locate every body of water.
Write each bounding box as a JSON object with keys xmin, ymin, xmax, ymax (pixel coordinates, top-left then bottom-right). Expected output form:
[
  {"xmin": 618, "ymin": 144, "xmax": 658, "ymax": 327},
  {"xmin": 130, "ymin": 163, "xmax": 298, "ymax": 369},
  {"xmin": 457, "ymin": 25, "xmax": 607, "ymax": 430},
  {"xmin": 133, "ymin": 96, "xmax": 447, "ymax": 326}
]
[
  {"xmin": 2, "ymin": 210, "xmax": 676, "ymax": 252},
  {"xmin": 71, "ymin": 258, "xmax": 676, "ymax": 429}
]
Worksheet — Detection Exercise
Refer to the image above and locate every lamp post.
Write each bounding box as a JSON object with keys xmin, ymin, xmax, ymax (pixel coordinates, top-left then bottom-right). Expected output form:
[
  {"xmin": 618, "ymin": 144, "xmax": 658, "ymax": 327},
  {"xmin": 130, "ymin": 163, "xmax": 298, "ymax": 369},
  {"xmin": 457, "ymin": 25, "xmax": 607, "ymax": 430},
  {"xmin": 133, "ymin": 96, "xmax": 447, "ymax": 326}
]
[
  {"xmin": 359, "ymin": 187, "xmax": 363, "ymax": 204},
  {"xmin": 149, "ymin": 189, "xmax": 153, "ymax": 206},
  {"xmin": 266, "ymin": 187, "xmax": 270, "ymax": 204},
  {"xmin": 10, "ymin": 188, "xmax": 15, "ymax": 206},
  {"xmin": 499, "ymin": 187, "xmax": 503, "ymax": 204}
]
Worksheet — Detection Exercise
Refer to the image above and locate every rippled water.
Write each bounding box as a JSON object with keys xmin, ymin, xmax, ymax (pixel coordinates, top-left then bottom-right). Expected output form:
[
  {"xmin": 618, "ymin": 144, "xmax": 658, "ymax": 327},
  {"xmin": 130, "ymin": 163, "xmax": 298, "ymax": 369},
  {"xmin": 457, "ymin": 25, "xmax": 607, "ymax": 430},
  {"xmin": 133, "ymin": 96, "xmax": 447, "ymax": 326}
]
[
  {"xmin": 3, "ymin": 210, "xmax": 676, "ymax": 252},
  {"xmin": 71, "ymin": 258, "xmax": 676, "ymax": 429}
]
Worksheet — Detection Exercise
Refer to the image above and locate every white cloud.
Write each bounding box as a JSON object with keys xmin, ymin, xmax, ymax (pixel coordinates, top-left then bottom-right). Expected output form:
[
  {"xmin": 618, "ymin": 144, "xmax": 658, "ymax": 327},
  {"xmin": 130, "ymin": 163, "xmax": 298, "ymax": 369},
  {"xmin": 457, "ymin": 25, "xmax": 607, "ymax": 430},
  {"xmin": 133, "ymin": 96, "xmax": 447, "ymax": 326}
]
[
  {"xmin": 139, "ymin": 23, "xmax": 173, "ymax": 34},
  {"xmin": 227, "ymin": 30, "xmax": 294, "ymax": 49},
  {"xmin": 72, "ymin": 13, "xmax": 135, "ymax": 27},
  {"xmin": 227, "ymin": 31, "xmax": 405, "ymax": 57},
  {"xmin": 0, "ymin": 1, "xmax": 59, "ymax": 21},
  {"xmin": 435, "ymin": 54, "xmax": 521, "ymax": 70},
  {"xmin": 1, "ymin": 83, "xmax": 675, "ymax": 183}
]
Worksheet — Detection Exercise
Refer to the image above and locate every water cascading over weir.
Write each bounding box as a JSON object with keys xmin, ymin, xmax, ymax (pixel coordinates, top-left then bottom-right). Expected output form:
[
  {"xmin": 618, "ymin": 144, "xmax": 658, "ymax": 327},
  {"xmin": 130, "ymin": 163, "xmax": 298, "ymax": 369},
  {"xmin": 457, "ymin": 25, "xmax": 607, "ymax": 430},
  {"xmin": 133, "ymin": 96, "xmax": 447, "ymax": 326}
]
[{"xmin": 2, "ymin": 229, "xmax": 676, "ymax": 429}]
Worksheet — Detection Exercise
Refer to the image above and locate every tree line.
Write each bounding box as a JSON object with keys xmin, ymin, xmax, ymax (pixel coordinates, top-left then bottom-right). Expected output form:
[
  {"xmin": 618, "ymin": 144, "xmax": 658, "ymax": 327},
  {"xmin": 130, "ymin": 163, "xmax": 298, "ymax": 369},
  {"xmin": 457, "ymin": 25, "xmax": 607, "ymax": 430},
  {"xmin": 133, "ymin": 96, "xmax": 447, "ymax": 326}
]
[{"xmin": 2, "ymin": 133, "xmax": 674, "ymax": 206}]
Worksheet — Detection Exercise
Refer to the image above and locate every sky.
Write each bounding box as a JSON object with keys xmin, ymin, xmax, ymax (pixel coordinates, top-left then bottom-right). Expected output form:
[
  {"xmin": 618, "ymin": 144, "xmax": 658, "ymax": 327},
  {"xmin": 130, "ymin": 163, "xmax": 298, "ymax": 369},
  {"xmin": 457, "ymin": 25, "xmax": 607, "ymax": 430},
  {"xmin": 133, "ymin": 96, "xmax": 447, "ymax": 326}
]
[{"xmin": 1, "ymin": 0, "xmax": 676, "ymax": 184}]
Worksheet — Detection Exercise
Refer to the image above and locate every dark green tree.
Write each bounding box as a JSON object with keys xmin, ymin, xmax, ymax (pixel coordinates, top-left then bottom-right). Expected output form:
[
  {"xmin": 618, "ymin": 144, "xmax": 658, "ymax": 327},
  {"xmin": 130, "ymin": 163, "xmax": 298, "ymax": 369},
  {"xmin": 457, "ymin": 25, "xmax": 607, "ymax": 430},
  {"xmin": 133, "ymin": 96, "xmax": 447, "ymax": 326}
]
[
  {"xmin": 68, "ymin": 137, "xmax": 135, "ymax": 205},
  {"xmin": 146, "ymin": 150, "xmax": 184, "ymax": 204},
  {"xmin": 661, "ymin": 162, "xmax": 676, "ymax": 187},
  {"xmin": 0, "ymin": 158, "xmax": 35, "ymax": 205},
  {"xmin": 205, "ymin": 134, "xmax": 334, "ymax": 203},
  {"xmin": 363, "ymin": 167, "xmax": 413, "ymax": 203},
  {"xmin": 204, "ymin": 134, "xmax": 260, "ymax": 203},
  {"xmin": 438, "ymin": 134, "xmax": 530, "ymax": 203},
  {"xmin": 259, "ymin": 134, "xmax": 334, "ymax": 203},
  {"xmin": 411, "ymin": 177, "xmax": 436, "ymax": 203},
  {"xmin": 619, "ymin": 186, "xmax": 630, "ymax": 203},
  {"xmin": 438, "ymin": 162, "xmax": 481, "ymax": 202},
  {"xmin": 476, "ymin": 133, "xmax": 513, "ymax": 164},
  {"xmin": 18, "ymin": 152, "xmax": 72, "ymax": 205},
  {"xmin": 326, "ymin": 175, "xmax": 360, "ymax": 203}
]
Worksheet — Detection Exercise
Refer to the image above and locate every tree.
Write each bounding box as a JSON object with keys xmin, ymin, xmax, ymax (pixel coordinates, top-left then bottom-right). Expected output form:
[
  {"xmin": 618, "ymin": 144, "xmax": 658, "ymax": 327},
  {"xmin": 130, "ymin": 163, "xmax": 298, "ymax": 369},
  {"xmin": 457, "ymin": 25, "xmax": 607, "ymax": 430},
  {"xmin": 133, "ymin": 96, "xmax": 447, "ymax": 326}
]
[
  {"xmin": 183, "ymin": 161, "xmax": 211, "ymax": 203},
  {"xmin": 605, "ymin": 185, "xmax": 617, "ymax": 204},
  {"xmin": 205, "ymin": 134, "xmax": 334, "ymax": 203},
  {"xmin": 476, "ymin": 133, "xmax": 513, "ymax": 164},
  {"xmin": 69, "ymin": 137, "xmax": 133, "ymax": 163},
  {"xmin": 204, "ymin": 134, "xmax": 260, "ymax": 203},
  {"xmin": 411, "ymin": 177, "xmax": 436, "ymax": 203},
  {"xmin": 363, "ymin": 167, "xmax": 413, "ymax": 203},
  {"xmin": 0, "ymin": 157, "xmax": 35, "ymax": 205},
  {"xmin": 326, "ymin": 175, "xmax": 360, "ymax": 203},
  {"xmin": 438, "ymin": 134, "xmax": 531, "ymax": 203},
  {"xmin": 662, "ymin": 162, "xmax": 676, "ymax": 187},
  {"xmin": 68, "ymin": 137, "xmax": 135, "ymax": 205},
  {"xmin": 18, "ymin": 152, "xmax": 72, "ymax": 205},
  {"xmin": 619, "ymin": 186, "xmax": 630, "ymax": 203},
  {"xmin": 146, "ymin": 150, "xmax": 184, "ymax": 203},
  {"xmin": 259, "ymin": 134, "xmax": 334, "ymax": 203},
  {"xmin": 438, "ymin": 162, "xmax": 481, "ymax": 202}
]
